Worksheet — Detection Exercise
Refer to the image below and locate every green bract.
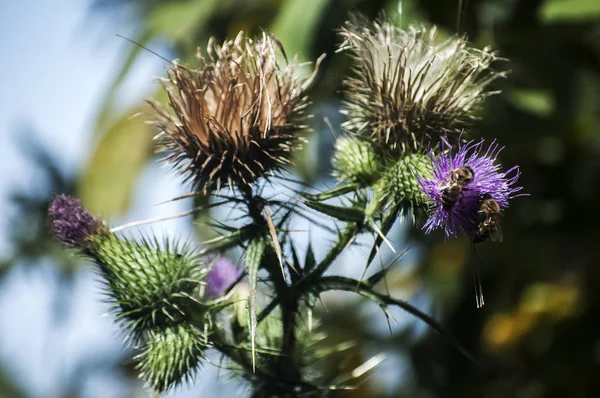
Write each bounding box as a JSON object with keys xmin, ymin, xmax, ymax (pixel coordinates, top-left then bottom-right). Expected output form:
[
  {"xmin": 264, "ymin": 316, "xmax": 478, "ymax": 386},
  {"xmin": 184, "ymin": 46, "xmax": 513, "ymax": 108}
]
[
  {"xmin": 89, "ymin": 235, "xmax": 205, "ymax": 342},
  {"xmin": 136, "ymin": 324, "xmax": 207, "ymax": 393},
  {"xmin": 332, "ymin": 136, "xmax": 382, "ymax": 186},
  {"xmin": 374, "ymin": 153, "xmax": 432, "ymax": 219}
]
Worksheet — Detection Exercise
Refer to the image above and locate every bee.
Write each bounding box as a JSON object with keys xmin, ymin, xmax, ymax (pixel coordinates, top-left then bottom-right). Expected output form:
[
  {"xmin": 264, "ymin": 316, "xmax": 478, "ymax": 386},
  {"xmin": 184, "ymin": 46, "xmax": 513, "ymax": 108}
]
[
  {"xmin": 441, "ymin": 166, "xmax": 474, "ymax": 210},
  {"xmin": 470, "ymin": 194, "xmax": 503, "ymax": 308},
  {"xmin": 473, "ymin": 194, "xmax": 503, "ymax": 243}
]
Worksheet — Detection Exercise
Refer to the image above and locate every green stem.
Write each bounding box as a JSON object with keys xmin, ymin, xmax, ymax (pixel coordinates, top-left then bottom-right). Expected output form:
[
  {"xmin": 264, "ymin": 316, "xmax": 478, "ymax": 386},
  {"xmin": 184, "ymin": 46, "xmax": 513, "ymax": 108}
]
[
  {"xmin": 310, "ymin": 275, "xmax": 481, "ymax": 367},
  {"xmin": 240, "ymin": 186, "xmax": 301, "ymax": 383},
  {"xmin": 299, "ymin": 223, "xmax": 359, "ymax": 286}
]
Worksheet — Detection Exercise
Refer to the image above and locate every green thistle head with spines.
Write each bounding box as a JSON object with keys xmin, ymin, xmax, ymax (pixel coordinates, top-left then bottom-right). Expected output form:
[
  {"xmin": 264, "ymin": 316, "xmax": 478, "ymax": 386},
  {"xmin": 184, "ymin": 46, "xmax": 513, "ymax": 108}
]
[
  {"xmin": 136, "ymin": 323, "xmax": 207, "ymax": 394},
  {"xmin": 49, "ymin": 194, "xmax": 207, "ymax": 343},
  {"xmin": 373, "ymin": 152, "xmax": 432, "ymax": 221},
  {"xmin": 332, "ymin": 136, "xmax": 383, "ymax": 186},
  {"xmin": 89, "ymin": 235, "xmax": 206, "ymax": 342}
]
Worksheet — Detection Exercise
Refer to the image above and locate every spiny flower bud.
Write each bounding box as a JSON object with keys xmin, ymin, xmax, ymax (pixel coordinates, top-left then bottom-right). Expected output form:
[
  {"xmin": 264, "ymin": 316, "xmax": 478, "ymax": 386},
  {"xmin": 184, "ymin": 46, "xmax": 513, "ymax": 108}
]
[
  {"xmin": 49, "ymin": 194, "xmax": 108, "ymax": 247},
  {"xmin": 332, "ymin": 136, "xmax": 382, "ymax": 186},
  {"xmin": 150, "ymin": 32, "xmax": 322, "ymax": 193},
  {"xmin": 136, "ymin": 324, "xmax": 207, "ymax": 394},
  {"xmin": 91, "ymin": 236, "xmax": 204, "ymax": 341},
  {"xmin": 49, "ymin": 195, "xmax": 205, "ymax": 342},
  {"xmin": 374, "ymin": 153, "xmax": 432, "ymax": 219},
  {"xmin": 339, "ymin": 17, "xmax": 504, "ymax": 154}
]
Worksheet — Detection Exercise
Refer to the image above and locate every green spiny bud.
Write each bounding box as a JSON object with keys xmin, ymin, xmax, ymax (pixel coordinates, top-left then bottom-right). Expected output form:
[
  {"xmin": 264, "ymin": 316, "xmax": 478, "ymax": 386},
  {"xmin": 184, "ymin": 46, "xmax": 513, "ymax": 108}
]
[
  {"xmin": 332, "ymin": 136, "xmax": 382, "ymax": 186},
  {"xmin": 374, "ymin": 153, "xmax": 432, "ymax": 220},
  {"xmin": 90, "ymin": 235, "xmax": 205, "ymax": 342},
  {"xmin": 136, "ymin": 324, "xmax": 207, "ymax": 394},
  {"xmin": 49, "ymin": 194, "xmax": 205, "ymax": 342}
]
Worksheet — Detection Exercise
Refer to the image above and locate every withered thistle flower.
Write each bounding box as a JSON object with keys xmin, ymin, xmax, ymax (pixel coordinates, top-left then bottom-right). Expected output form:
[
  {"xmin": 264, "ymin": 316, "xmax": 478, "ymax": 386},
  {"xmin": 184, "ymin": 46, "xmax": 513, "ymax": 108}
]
[
  {"xmin": 150, "ymin": 32, "xmax": 321, "ymax": 193},
  {"xmin": 339, "ymin": 17, "xmax": 504, "ymax": 154}
]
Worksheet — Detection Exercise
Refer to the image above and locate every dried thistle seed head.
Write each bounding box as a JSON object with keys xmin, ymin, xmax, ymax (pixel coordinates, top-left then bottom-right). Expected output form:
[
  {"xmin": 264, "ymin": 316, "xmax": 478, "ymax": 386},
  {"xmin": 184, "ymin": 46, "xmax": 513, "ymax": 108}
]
[
  {"xmin": 150, "ymin": 32, "xmax": 321, "ymax": 193},
  {"xmin": 339, "ymin": 17, "xmax": 504, "ymax": 154}
]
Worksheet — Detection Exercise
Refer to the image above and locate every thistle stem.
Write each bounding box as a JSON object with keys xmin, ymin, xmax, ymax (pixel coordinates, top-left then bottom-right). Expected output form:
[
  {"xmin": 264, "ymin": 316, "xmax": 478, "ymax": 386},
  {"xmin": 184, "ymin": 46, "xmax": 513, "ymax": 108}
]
[
  {"xmin": 240, "ymin": 186, "xmax": 302, "ymax": 383},
  {"xmin": 299, "ymin": 223, "xmax": 359, "ymax": 286}
]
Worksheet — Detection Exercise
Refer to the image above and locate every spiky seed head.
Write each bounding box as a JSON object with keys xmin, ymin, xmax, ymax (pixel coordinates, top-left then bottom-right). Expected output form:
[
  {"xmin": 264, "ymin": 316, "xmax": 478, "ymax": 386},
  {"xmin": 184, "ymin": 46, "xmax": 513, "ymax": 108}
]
[
  {"xmin": 89, "ymin": 235, "xmax": 205, "ymax": 342},
  {"xmin": 374, "ymin": 153, "xmax": 432, "ymax": 220},
  {"xmin": 332, "ymin": 136, "xmax": 383, "ymax": 186},
  {"xmin": 136, "ymin": 324, "xmax": 207, "ymax": 394},
  {"xmin": 339, "ymin": 17, "xmax": 504, "ymax": 154},
  {"xmin": 150, "ymin": 32, "xmax": 321, "ymax": 193},
  {"xmin": 49, "ymin": 194, "xmax": 108, "ymax": 247}
]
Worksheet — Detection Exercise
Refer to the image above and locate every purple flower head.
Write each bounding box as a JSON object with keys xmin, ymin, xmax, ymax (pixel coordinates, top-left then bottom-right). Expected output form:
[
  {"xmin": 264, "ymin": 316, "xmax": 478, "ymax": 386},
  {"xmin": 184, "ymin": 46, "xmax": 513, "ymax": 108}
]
[
  {"xmin": 417, "ymin": 138, "xmax": 525, "ymax": 238},
  {"xmin": 204, "ymin": 255, "xmax": 244, "ymax": 298},
  {"xmin": 49, "ymin": 194, "xmax": 106, "ymax": 247}
]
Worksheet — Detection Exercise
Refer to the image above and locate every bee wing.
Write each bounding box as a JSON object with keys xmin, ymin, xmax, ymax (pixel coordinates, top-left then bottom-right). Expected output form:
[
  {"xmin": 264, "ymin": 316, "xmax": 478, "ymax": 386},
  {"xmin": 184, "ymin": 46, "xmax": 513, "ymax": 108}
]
[{"xmin": 490, "ymin": 224, "xmax": 503, "ymax": 243}]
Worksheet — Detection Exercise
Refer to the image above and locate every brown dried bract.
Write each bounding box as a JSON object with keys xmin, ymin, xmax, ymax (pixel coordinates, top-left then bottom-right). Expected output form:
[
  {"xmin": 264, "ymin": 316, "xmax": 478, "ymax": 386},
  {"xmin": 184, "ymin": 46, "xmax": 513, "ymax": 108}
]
[{"xmin": 150, "ymin": 32, "xmax": 323, "ymax": 192}]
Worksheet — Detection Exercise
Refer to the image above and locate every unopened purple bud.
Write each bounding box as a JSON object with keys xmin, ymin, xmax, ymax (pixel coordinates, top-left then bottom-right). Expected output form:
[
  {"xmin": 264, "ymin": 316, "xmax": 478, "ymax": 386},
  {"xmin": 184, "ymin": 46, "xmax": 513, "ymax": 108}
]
[
  {"xmin": 204, "ymin": 255, "xmax": 243, "ymax": 298},
  {"xmin": 49, "ymin": 194, "xmax": 106, "ymax": 247}
]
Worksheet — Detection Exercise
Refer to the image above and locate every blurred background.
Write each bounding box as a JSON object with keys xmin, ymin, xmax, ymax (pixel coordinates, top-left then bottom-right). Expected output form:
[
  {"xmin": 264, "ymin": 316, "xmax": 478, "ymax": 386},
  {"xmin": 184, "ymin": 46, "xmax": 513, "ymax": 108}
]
[{"xmin": 2, "ymin": 0, "xmax": 600, "ymax": 397}]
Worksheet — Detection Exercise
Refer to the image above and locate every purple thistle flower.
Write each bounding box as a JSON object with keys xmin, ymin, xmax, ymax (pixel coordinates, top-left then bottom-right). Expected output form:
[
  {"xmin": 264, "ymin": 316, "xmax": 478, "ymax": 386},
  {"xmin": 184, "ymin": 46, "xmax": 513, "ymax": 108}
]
[
  {"xmin": 417, "ymin": 138, "xmax": 525, "ymax": 239},
  {"xmin": 49, "ymin": 194, "xmax": 106, "ymax": 247},
  {"xmin": 204, "ymin": 255, "xmax": 244, "ymax": 298}
]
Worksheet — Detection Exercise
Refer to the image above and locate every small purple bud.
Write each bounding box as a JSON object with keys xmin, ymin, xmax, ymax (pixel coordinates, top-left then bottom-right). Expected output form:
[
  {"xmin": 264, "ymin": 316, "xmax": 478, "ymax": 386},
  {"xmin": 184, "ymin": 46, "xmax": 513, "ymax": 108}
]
[
  {"xmin": 204, "ymin": 255, "xmax": 243, "ymax": 298},
  {"xmin": 49, "ymin": 194, "xmax": 106, "ymax": 247}
]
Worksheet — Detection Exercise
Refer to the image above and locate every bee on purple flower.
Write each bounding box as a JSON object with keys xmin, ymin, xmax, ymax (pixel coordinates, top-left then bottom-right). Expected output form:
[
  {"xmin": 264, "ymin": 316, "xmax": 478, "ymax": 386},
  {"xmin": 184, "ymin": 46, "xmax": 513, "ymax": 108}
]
[
  {"xmin": 418, "ymin": 137, "xmax": 525, "ymax": 241},
  {"xmin": 417, "ymin": 137, "xmax": 526, "ymax": 307}
]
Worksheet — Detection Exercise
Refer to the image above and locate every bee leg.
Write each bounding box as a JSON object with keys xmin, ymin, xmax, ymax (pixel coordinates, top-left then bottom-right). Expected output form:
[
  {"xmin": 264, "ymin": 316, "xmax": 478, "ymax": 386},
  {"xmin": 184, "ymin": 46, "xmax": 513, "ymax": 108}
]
[{"xmin": 470, "ymin": 239, "xmax": 485, "ymax": 308}]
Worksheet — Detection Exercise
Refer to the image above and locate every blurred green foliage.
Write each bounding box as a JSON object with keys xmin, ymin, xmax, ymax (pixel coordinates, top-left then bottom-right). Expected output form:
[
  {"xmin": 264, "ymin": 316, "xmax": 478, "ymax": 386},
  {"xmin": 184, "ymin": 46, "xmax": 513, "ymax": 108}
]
[{"xmin": 6, "ymin": 0, "xmax": 600, "ymax": 396}]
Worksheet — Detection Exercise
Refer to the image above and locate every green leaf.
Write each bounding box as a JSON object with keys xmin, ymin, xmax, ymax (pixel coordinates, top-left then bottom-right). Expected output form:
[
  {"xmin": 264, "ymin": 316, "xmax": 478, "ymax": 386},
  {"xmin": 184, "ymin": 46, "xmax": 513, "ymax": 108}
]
[
  {"xmin": 300, "ymin": 199, "xmax": 365, "ymax": 223},
  {"xmin": 270, "ymin": 0, "xmax": 330, "ymax": 59},
  {"xmin": 148, "ymin": 0, "xmax": 220, "ymax": 42},
  {"xmin": 304, "ymin": 240, "xmax": 316, "ymax": 273},
  {"xmin": 201, "ymin": 224, "xmax": 256, "ymax": 253},
  {"xmin": 540, "ymin": 0, "xmax": 600, "ymax": 23},
  {"xmin": 79, "ymin": 108, "xmax": 154, "ymax": 217},
  {"xmin": 300, "ymin": 184, "xmax": 361, "ymax": 201},
  {"xmin": 507, "ymin": 88, "xmax": 555, "ymax": 117},
  {"xmin": 245, "ymin": 235, "xmax": 267, "ymax": 371}
]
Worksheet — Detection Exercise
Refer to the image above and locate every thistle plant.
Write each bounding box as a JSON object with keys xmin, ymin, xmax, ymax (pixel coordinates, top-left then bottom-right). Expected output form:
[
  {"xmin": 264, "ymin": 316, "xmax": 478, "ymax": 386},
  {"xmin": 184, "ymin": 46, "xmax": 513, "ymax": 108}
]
[
  {"xmin": 49, "ymin": 18, "xmax": 525, "ymax": 396},
  {"xmin": 338, "ymin": 17, "xmax": 503, "ymax": 154},
  {"xmin": 150, "ymin": 32, "xmax": 320, "ymax": 193}
]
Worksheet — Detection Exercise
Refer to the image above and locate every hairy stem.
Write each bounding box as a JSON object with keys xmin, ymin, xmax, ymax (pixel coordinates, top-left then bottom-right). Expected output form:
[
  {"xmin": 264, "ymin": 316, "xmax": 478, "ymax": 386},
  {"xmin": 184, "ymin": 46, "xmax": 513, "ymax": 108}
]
[
  {"xmin": 299, "ymin": 223, "xmax": 359, "ymax": 286},
  {"xmin": 240, "ymin": 186, "xmax": 301, "ymax": 383}
]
